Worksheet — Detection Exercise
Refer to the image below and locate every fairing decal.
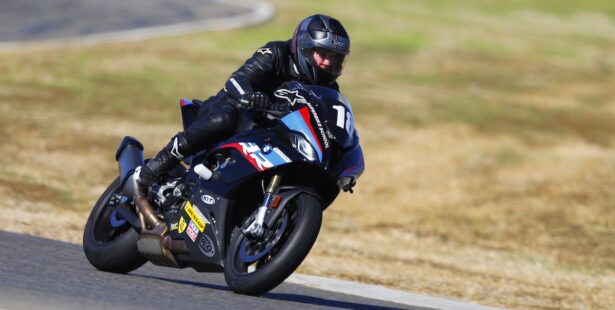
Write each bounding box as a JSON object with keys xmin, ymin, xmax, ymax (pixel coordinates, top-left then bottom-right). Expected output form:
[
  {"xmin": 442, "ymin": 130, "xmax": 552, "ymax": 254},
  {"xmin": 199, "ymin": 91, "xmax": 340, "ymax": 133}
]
[
  {"xmin": 180, "ymin": 98, "xmax": 193, "ymax": 107},
  {"xmin": 220, "ymin": 142, "xmax": 291, "ymax": 172},
  {"xmin": 281, "ymin": 107, "xmax": 323, "ymax": 162}
]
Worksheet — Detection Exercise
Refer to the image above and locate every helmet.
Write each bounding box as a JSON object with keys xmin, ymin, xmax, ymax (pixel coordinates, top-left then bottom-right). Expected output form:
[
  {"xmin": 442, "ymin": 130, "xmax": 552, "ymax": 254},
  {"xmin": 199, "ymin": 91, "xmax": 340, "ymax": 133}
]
[{"xmin": 291, "ymin": 14, "xmax": 350, "ymax": 86}]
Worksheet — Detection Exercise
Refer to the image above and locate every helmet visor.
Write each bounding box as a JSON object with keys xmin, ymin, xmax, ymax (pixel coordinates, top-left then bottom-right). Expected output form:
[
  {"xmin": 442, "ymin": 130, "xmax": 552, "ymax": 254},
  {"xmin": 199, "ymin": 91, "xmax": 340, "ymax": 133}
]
[
  {"xmin": 309, "ymin": 30, "xmax": 328, "ymax": 40},
  {"xmin": 311, "ymin": 47, "xmax": 346, "ymax": 76}
]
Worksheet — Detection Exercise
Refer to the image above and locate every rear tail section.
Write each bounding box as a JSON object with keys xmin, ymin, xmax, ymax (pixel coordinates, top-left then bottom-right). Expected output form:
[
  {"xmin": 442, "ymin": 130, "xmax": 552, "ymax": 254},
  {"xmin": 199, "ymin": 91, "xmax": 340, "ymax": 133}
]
[{"xmin": 115, "ymin": 136, "xmax": 144, "ymax": 190}]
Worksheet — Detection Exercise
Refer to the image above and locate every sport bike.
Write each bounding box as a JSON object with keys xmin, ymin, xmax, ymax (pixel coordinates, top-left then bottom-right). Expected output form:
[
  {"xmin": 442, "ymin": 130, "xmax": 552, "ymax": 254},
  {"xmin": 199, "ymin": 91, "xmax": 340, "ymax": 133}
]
[{"xmin": 83, "ymin": 81, "xmax": 364, "ymax": 295}]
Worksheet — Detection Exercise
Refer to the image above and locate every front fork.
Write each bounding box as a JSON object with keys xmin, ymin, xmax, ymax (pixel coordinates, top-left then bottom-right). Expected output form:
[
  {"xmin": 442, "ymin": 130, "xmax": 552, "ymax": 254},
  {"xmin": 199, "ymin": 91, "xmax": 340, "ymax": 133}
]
[{"xmin": 243, "ymin": 174, "xmax": 283, "ymax": 238}]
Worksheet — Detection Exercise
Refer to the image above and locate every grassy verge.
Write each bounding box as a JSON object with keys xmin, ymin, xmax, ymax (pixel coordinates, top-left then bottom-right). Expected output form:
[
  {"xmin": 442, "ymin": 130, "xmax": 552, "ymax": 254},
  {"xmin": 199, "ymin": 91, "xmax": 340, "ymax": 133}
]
[{"xmin": 1, "ymin": 0, "xmax": 614, "ymax": 309}]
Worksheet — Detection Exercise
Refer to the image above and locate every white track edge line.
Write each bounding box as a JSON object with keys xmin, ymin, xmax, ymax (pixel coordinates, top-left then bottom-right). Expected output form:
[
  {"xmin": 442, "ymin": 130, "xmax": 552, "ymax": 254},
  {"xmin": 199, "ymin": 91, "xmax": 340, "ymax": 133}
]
[{"xmin": 286, "ymin": 274, "xmax": 504, "ymax": 310}]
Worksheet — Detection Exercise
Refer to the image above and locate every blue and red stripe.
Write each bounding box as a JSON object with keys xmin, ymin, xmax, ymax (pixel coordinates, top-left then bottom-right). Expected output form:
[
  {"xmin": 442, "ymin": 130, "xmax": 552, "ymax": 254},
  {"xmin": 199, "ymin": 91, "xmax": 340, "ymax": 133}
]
[
  {"xmin": 180, "ymin": 98, "xmax": 193, "ymax": 107},
  {"xmin": 281, "ymin": 107, "xmax": 323, "ymax": 162},
  {"xmin": 220, "ymin": 143, "xmax": 263, "ymax": 171}
]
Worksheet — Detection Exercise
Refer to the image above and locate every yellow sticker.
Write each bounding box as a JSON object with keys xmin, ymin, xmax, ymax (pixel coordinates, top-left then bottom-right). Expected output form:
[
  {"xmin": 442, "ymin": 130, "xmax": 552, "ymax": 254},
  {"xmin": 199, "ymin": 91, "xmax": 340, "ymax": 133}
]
[
  {"xmin": 178, "ymin": 216, "xmax": 187, "ymax": 233},
  {"xmin": 185, "ymin": 201, "xmax": 210, "ymax": 232}
]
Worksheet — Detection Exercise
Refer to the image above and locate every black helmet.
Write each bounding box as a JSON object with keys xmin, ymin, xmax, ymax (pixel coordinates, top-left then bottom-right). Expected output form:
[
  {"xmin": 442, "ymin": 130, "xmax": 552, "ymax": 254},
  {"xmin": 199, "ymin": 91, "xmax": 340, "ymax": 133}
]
[{"xmin": 291, "ymin": 14, "xmax": 350, "ymax": 86}]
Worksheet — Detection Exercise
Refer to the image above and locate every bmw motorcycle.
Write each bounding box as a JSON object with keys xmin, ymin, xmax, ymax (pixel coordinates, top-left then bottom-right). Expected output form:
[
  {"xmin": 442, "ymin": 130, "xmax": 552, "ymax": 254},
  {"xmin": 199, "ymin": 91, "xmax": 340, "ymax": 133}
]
[{"xmin": 83, "ymin": 81, "xmax": 364, "ymax": 295}]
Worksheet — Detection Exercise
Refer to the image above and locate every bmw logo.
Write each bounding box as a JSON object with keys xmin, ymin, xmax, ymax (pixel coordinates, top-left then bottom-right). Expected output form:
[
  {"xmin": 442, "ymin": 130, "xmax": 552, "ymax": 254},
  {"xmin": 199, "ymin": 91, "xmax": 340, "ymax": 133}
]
[{"xmin": 262, "ymin": 144, "xmax": 272, "ymax": 153}]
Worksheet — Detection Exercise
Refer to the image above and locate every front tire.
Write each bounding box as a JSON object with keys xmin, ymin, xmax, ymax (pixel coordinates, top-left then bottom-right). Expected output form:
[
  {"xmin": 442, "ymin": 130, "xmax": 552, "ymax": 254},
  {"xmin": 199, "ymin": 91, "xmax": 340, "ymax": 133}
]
[
  {"xmin": 224, "ymin": 193, "xmax": 322, "ymax": 295},
  {"xmin": 83, "ymin": 177, "xmax": 146, "ymax": 273}
]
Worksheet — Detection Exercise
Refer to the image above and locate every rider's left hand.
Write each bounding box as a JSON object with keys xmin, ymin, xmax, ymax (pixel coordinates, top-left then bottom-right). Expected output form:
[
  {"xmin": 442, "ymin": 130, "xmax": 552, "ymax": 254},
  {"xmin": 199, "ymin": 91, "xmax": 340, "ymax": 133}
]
[{"xmin": 240, "ymin": 92, "xmax": 270, "ymax": 109}]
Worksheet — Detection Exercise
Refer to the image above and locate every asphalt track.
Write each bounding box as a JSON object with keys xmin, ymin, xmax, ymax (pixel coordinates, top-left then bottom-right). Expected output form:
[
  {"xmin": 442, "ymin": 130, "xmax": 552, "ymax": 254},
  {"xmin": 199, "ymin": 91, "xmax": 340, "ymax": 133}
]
[
  {"xmin": 0, "ymin": 0, "xmax": 275, "ymax": 48},
  {"xmin": 0, "ymin": 231, "xmax": 420, "ymax": 310}
]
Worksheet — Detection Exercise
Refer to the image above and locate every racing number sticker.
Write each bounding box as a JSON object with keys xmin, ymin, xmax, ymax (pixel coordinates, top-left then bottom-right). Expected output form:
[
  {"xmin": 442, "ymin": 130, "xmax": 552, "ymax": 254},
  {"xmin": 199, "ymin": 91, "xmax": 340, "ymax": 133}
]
[{"xmin": 332, "ymin": 105, "xmax": 353, "ymax": 135}]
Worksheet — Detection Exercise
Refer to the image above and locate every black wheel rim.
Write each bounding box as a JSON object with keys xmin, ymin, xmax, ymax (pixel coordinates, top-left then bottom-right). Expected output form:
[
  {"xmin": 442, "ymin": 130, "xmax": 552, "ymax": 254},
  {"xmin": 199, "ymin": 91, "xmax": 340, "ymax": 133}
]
[
  {"xmin": 239, "ymin": 209, "xmax": 288, "ymax": 263},
  {"xmin": 233, "ymin": 202, "xmax": 298, "ymax": 274},
  {"xmin": 92, "ymin": 190, "xmax": 131, "ymax": 244}
]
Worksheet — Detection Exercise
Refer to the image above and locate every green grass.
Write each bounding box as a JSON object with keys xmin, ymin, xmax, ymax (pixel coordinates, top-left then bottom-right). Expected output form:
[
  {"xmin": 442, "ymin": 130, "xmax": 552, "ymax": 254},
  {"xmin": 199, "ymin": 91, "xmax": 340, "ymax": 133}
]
[
  {"xmin": 428, "ymin": 96, "xmax": 615, "ymax": 145},
  {"xmin": 418, "ymin": 0, "xmax": 615, "ymax": 18}
]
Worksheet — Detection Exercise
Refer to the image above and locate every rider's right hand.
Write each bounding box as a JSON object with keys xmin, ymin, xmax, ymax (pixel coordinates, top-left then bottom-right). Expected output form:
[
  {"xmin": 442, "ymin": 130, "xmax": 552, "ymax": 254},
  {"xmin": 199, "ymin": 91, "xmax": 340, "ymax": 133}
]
[{"xmin": 240, "ymin": 92, "xmax": 270, "ymax": 109}]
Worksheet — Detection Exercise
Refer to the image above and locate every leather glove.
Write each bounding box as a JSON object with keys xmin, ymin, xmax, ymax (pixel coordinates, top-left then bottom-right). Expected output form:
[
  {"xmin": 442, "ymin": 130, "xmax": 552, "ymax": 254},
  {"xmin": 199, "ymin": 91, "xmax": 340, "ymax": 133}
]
[{"xmin": 239, "ymin": 92, "xmax": 270, "ymax": 109}]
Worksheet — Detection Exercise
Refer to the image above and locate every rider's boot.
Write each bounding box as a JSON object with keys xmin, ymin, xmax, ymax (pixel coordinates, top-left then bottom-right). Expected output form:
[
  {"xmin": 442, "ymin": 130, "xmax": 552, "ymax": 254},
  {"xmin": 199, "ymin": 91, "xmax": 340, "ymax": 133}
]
[{"xmin": 135, "ymin": 132, "xmax": 192, "ymax": 196}]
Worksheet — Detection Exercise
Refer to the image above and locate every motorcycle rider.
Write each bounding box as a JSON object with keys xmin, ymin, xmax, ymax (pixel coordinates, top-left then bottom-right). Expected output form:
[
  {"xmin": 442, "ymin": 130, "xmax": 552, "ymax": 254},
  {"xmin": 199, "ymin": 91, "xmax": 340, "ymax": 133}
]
[{"xmin": 135, "ymin": 14, "xmax": 351, "ymax": 194}]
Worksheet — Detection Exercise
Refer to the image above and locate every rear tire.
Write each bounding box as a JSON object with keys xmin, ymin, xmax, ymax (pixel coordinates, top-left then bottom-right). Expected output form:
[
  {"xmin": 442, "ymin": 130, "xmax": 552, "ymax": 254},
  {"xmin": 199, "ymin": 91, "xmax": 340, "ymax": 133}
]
[
  {"xmin": 83, "ymin": 177, "xmax": 146, "ymax": 273},
  {"xmin": 224, "ymin": 193, "xmax": 322, "ymax": 295}
]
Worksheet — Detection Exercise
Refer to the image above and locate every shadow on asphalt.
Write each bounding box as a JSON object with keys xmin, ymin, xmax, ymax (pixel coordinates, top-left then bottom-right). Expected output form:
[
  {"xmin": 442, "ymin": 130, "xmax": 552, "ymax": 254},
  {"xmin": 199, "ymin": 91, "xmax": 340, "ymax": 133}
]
[
  {"xmin": 132, "ymin": 274, "xmax": 406, "ymax": 310},
  {"xmin": 264, "ymin": 292, "xmax": 406, "ymax": 310},
  {"xmin": 131, "ymin": 274, "xmax": 230, "ymax": 291}
]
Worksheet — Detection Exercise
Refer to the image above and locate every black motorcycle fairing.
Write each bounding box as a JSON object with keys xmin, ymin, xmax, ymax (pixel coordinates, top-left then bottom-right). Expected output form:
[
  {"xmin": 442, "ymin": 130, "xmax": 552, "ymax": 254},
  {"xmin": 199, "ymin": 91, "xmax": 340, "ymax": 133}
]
[
  {"xmin": 302, "ymin": 84, "xmax": 356, "ymax": 150},
  {"xmin": 276, "ymin": 82, "xmax": 355, "ymax": 151},
  {"xmin": 330, "ymin": 130, "xmax": 364, "ymax": 187},
  {"xmin": 289, "ymin": 83, "xmax": 364, "ymax": 186},
  {"xmin": 167, "ymin": 187, "xmax": 232, "ymax": 271},
  {"xmin": 187, "ymin": 156, "xmax": 339, "ymax": 210},
  {"xmin": 207, "ymin": 129, "xmax": 306, "ymax": 185}
]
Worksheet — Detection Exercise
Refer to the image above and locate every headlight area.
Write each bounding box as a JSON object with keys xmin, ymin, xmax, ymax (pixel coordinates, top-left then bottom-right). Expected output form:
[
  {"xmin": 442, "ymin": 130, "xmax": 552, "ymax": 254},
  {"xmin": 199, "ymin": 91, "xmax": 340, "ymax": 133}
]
[{"xmin": 288, "ymin": 132, "xmax": 318, "ymax": 162}]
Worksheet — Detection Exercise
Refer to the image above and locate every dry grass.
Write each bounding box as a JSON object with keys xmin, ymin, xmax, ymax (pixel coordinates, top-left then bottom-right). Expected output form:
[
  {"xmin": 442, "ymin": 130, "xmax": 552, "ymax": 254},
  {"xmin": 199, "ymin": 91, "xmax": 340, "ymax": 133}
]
[{"xmin": 1, "ymin": 1, "xmax": 614, "ymax": 309}]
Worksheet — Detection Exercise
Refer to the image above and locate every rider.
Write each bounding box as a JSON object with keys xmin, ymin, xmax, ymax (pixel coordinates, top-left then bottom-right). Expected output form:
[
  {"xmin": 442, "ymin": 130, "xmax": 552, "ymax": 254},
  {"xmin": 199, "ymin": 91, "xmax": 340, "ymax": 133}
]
[{"xmin": 135, "ymin": 14, "xmax": 351, "ymax": 192}]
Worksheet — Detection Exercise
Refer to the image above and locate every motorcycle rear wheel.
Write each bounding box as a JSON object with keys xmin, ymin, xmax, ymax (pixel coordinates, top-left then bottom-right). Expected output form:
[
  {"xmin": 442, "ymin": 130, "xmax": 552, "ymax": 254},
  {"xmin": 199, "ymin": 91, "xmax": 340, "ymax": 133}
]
[
  {"xmin": 224, "ymin": 193, "xmax": 322, "ymax": 296},
  {"xmin": 83, "ymin": 177, "xmax": 146, "ymax": 274}
]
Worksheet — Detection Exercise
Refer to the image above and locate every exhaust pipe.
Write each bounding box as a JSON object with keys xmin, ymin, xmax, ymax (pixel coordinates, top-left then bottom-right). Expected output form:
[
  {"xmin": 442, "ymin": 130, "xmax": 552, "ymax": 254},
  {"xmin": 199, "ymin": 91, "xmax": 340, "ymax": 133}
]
[
  {"xmin": 135, "ymin": 193, "xmax": 179, "ymax": 267},
  {"xmin": 115, "ymin": 137, "xmax": 178, "ymax": 266},
  {"xmin": 115, "ymin": 136, "xmax": 163, "ymax": 228},
  {"xmin": 115, "ymin": 136, "xmax": 144, "ymax": 193}
]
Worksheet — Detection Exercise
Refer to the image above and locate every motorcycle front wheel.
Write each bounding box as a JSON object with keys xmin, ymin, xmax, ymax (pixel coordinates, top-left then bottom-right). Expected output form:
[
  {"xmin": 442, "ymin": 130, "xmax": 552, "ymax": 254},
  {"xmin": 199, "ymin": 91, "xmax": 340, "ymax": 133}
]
[
  {"xmin": 83, "ymin": 177, "xmax": 146, "ymax": 274},
  {"xmin": 224, "ymin": 193, "xmax": 322, "ymax": 296}
]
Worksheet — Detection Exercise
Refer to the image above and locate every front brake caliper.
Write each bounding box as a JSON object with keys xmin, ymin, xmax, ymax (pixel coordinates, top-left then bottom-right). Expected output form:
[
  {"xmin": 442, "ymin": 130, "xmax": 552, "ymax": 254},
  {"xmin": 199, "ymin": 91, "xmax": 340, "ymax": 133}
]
[{"xmin": 243, "ymin": 206, "xmax": 268, "ymax": 238}]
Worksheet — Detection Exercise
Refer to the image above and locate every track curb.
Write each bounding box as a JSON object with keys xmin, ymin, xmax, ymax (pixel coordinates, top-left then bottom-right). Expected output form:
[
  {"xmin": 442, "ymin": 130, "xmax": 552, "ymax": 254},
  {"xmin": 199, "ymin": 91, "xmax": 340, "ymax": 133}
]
[{"xmin": 287, "ymin": 274, "xmax": 503, "ymax": 310}]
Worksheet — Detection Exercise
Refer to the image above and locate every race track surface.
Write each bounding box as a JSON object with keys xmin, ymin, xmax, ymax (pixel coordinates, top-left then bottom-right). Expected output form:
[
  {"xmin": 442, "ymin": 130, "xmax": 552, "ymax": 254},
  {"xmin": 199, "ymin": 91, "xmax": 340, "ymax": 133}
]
[
  {"xmin": 0, "ymin": 231, "xmax": 419, "ymax": 310},
  {"xmin": 0, "ymin": 0, "xmax": 272, "ymax": 45}
]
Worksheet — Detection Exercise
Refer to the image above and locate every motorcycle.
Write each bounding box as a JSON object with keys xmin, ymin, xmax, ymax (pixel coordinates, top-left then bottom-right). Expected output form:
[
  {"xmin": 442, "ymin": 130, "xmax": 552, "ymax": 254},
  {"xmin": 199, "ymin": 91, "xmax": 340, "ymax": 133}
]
[{"xmin": 82, "ymin": 81, "xmax": 365, "ymax": 295}]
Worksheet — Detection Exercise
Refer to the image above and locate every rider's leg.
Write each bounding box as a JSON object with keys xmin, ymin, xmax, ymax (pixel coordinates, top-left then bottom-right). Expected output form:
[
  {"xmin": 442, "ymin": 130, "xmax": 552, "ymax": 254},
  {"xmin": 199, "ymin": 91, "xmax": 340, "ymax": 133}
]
[
  {"xmin": 183, "ymin": 97, "xmax": 239, "ymax": 151},
  {"xmin": 135, "ymin": 98, "xmax": 239, "ymax": 192}
]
